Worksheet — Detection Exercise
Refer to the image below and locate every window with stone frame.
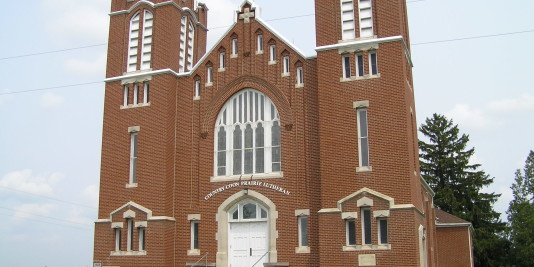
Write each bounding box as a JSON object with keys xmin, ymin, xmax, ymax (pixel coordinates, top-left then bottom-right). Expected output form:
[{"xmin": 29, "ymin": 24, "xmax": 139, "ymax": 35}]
[{"xmin": 214, "ymin": 89, "xmax": 281, "ymax": 177}]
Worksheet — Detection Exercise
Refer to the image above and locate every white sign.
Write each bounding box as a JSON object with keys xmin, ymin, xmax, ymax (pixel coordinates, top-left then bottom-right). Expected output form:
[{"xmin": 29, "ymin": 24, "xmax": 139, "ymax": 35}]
[{"xmin": 205, "ymin": 181, "xmax": 291, "ymax": 200}]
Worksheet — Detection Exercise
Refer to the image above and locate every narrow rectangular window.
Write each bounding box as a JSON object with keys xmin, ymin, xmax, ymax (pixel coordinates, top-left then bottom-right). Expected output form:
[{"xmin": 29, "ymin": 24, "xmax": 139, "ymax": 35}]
[
  {"xmin": 127, "ymin": 219, "xmax": 134, "ymax": 251},
  {"xmin": 130, "ymin": 132, "xmax": 138, "ymax": 184},
  {"xmin": 359, "ymin": 0, "xmax": 374, "ymax": 37},
  {"xmin": 139, "ymin": 227, "xmax": 145, "ymax": 251},
  {"xmin": 369, "ymin": 51, "xmax": 378, "ymax": 75},
  {"xmin": 191, "ymin": 221, "xmax": 199, "ymax": 250},
  {"xmin": 123, "ymin": 85, "xmax": 129, "ymax": 106},
  {"xmin": 195, "ymin": 80, "xmax": 201, "ymax": 98},
  {"xmin": 346, "ymin": 219, "xmax": 357, "ymax": 246},
  {"xmin": 296, "ymin": 67, "xmax": 304, "ymax": 85},
  {"xmin": 207, "ymin": 67, "xmax": 213, "ymax": 83},
  {"xmin": 342, "ymin": 54, "xmax": 351, "ymax": 78},
  {"xmin": 269, "ymin": 45, "xmax": 276, "ymax": 62},
  {"xmin": 133, "ymin": 84, "xmax": 139, "ymax": 105},
  {"xmin": 357, "ymin": 108, "xmax": 369, "ymax": 167},
  {"xmin": 362, "ymin": 208, "xmax": 372, "ymax": 245},
  {"xmin": 341, "ymin": 0, "xmax": 356, "ymax": 40},
  {"xmin": 143, "ymin": 82, "xmax": 149, "ymax": 104},
  {"xmin": 257, "ymin": 35, "xmax": 263, "ymax": 52},
  {"xmin": 298, "ymin": 216, "xmax": 309, "ymax": 247},
  {"xmin": 232, "ymin": 39, "xmax": 238, "ymax": 55},
  {"xmin": 356, "ymin": 53, "xmax": 364, "ymax": 77},
  {"xmin": 115, "ymin": 228, "xmax": 121, "ymax": 251},
  {"xmin": 378, "ymin": 219, "xmax": 388, "ymax": 244},
  {"xmin": 219, "ymin": 53, "xmax": 226, "ymax": 69},
  {"xmin": 283, "ymin": 56, "xmax": 290, "ymax": 74}
]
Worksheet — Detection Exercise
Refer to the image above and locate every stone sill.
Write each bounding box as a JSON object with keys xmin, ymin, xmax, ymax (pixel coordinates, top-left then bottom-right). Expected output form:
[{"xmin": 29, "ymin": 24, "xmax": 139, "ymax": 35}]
[
  {"xmin": 340, "ymin": 74, "xmax": 381, "ymax": 82},
  {"xmin": 211, "ymin": 172, "xmax": 283, "ymax": 182},
  {"xmin": 120, "ymin": 103, "xmax": 151, "ymax": 110},
  {"xmin": 343, "ymin": 244, "xmax": 391, "ymax": 251},
  {"xmin": 110, "ymin": 250, "xmax": 147, "ymax": 256}
]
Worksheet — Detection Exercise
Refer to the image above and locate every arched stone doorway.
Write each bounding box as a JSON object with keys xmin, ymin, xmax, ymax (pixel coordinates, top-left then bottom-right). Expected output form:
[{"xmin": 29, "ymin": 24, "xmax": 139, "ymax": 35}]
[{"xmin": 216, "ymin": 190, "xmax": 278, "ymax": 267}]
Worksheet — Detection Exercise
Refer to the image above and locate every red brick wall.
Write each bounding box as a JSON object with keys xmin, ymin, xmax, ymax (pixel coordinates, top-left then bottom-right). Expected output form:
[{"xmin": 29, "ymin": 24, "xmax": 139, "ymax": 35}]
[
  {"xmin": 436, "ymin": 227, "xmax": 472, "ymax": 267},
  {"xmin": 94, "ymin": 0, "xmax": 441, "ymax": 266}
]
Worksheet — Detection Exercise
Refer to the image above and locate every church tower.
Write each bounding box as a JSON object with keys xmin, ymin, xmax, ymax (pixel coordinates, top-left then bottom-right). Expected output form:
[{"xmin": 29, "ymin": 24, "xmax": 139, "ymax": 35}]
[
  {"xmin": 95, "ymin": 1, "xmax": 208, "ymax": 266},
  {"xmin": 314, "ymin": 0, "xmax": 437, "ymax": 266}
]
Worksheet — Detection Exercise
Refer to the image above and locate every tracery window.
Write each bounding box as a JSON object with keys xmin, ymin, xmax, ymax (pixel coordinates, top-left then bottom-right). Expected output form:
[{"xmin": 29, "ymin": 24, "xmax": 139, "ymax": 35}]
[
  {"xmin": 214, "ymin": 89, "xmax": 281, "ymax": 177},
  {"xmin": 229, "ymin": 201, "xmax": 268, "ymax": 222}
]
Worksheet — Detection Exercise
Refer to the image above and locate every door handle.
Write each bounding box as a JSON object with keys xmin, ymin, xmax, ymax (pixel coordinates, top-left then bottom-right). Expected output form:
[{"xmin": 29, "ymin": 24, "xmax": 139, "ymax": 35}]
[{"xmin": 250, "ymin": 248, "xmax": 252, "ymax": 256}]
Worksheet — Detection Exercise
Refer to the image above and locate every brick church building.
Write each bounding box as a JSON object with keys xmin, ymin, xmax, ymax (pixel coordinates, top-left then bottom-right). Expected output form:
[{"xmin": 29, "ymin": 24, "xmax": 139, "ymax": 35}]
[{"xmin": 93, "ymin": 0, "xmax": 473, "ymax": 266}]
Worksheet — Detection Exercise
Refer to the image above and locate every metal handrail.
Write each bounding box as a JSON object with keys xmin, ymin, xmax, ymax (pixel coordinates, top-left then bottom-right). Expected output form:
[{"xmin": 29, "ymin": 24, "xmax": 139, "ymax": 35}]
[
  {"xmin": 251, "ymin": 251, "xmax": 269, "ymax": 267},
  {"xmin": 190, "ymin": 252, "xmax": 208, "ymax": 267}
]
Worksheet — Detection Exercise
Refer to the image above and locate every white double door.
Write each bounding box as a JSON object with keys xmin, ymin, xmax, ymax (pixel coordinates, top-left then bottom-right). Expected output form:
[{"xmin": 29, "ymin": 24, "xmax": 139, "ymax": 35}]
[{"xmin": 229, "ymin": 221, "xmax": 268, "ymax": 267}]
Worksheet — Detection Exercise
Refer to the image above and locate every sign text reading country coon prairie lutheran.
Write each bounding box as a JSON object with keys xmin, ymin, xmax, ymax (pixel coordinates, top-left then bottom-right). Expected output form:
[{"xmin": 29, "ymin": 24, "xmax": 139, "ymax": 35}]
[{"xmin": 204, "ymin": 181, "xmax": 291, "ymax": 200}]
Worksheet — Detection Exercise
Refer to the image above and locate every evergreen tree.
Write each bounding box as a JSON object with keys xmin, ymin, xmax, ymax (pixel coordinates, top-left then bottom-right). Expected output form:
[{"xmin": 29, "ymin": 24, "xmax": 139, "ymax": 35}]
[
  {"xmin": 507, "ymin": 150, "xmax": 534, "ymax": 267},
  {"xmin": 419, "ymin": 113, "xmax": 508, "ymax": 267}
]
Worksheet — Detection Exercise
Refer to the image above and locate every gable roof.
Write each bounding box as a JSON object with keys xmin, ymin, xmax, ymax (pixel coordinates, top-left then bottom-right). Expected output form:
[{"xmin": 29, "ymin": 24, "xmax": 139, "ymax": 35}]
[
  {"xmin": 191, "ymin": 0, "xmax": 313, "ymax": 73},
  {"xmin": 435, "ymin": 209, "xmax": 470, "ymax": 226}
]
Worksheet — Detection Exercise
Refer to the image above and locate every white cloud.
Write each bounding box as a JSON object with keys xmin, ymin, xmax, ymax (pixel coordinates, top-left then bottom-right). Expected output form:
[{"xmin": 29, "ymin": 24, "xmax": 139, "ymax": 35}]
[
  {"xmin": 82, "ymin": 184, "xmax": 99, "ymax": 204},
  {"xmin": 12, "ymin": 203, "xmax": 57, "ymax": 221},
  {"xmin": 41, "ymin": 0, "xmax": 109, "ymax": 45},
  {"xmin": 64, "ymin": 52, "xmax": 107, "ymax": 76},
  {"xmin": 0, "ymin": 170, "xmax": 63, "ymax": 196},
  {"xmin": 486, "ymin": 93, "xmax": 534, "ymax": 113},
  {"xmin": 446, "ymin": 104, "xmax": 494, "ymax": 130},
  {"xmin": 40, "ymin": 92, "xmax": 65, "ymax": 108}
]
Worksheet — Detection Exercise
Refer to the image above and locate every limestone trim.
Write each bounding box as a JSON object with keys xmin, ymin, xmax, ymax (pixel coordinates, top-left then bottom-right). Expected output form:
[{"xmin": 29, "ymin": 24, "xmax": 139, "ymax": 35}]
[
  {"xmin": 318, "ymin": 208, "xmax": 341, "ymax": 214},
  {"xmin": 357, "ymin": 197, "xmax": 374, "ymax": 207},
  {"xmin": 188, "ymin": 214, "xmax": 201, "ymax": 221},
  {"xmin": 316, "ymin": 188, "xmax": 424, "ymax": 216},
  {"xmin": 295, "ymin": 209, "xmax": 310, "ymax": 217},
  {"xmin": 343, "ymin": 244, "xmax": 391, "ymax": 251},
  {"xmin": 216, "ymin": 190, "xmax": 278, "ymax": 266},
  {"xmin": 338, "ymin": 188, "xmax": 393, "ymax": 210},
  {"xmin": 96, "ymin": 201, "xmax": 176, "ymax": 223},
  {"xmin": 111, "ymin": 222, "xmax": 123, "ymax": 229},
  {"xmin": 109, "ymin": 1, "xmax": 208, "ymax": 31},
  {"xmin": 373, "ymin": 210, "xmax": 390, "ymax": 218},
  {"xmin": 316, "ymin": 35, "xmax": 413, "ymax": 67},
  {"xmin": 123, "ymin": 210, "xmax": 136, "ymax": 219},
  {"xmin": 295, "ymin": 246, "xmax": 310, "ymax": 254},
  {"xmin": 121, "ymin": 74, "xmax": 152, "ymax": 85},
  {"xmin": 420, "ymin": 175, "xmax": 436, "ymax": 197},
  {"xmin": 135, "ymin": 221, "xmax": 147, "ymax": 228},
  {"xmin": 110, "ymin": 250, "xmax": 147, "ymax": 256},
  {"xmin": 342, "ymin": 212, "xmax": 358, "ymax": 220}
]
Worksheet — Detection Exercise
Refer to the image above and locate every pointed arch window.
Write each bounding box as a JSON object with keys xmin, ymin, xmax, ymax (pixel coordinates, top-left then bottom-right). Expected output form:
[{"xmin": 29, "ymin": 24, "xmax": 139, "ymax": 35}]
[
  {"xmin": 179, "ymin": 16, "xmax": 188, "ymax": 73},
  {"xmin": 187, "ymin": 21, "xmax": 195, "ymax": 71},
  {"xmin": 127, "ymin": 10, "xmax": 153, "ymax": 72},
  {"xmin": 127, "ymin": 12, "xmax": 141, "ymax": 72},
  {"xmin": 214, "ymin": 89, "xmax": 281, "ymax": 178}
]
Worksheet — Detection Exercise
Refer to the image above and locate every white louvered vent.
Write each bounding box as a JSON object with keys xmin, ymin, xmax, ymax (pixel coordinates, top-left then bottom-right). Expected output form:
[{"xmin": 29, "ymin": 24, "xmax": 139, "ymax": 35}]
[
  {"xmin": 141, "ymin": 10, "xmax": 153, "ymax": 70},
  {"xmin": 340, "ymin": 0, "xmax": 355, "ymax": 40},
  {"xmin": 359, "ymin": 0, "xmax": 374, "ymax": 38},
  {"xmin": 127, "ymin": 12, "xmax": 141, "ymax": 72}
]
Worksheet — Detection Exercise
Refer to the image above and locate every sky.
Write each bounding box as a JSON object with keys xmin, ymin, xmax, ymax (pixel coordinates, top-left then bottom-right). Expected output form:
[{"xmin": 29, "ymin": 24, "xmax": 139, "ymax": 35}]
[{"xmin": 0, "ymin": 0, "xmax": 533, "ymax": 266}]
